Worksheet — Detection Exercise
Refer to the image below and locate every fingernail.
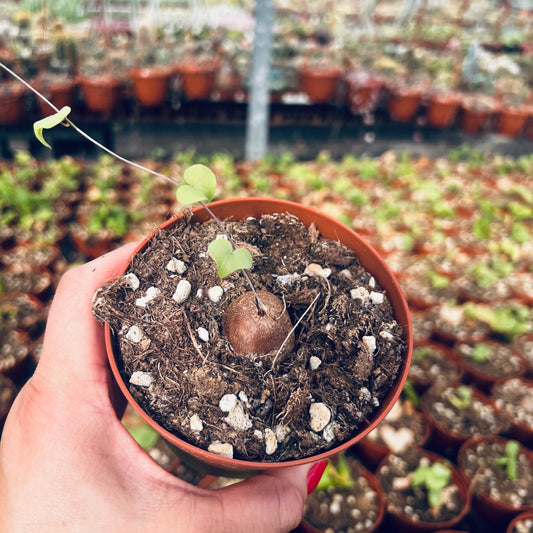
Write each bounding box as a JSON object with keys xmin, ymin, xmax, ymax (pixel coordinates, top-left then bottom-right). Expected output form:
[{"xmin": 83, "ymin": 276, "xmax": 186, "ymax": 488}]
[{"xmin": 306, "ymin": 460, "xmax": 328, "ymax": 495}]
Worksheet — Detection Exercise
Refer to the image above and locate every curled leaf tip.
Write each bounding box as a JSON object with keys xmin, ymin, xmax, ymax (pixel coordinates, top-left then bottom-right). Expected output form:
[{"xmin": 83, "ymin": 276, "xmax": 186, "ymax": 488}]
[{"xmin": 33, "ymin": 106, "xmax": 72, "ymax": 149}]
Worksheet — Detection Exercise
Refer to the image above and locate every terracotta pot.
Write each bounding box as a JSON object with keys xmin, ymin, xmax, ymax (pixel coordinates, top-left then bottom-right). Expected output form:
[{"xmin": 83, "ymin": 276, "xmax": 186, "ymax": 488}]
[
  {"xmin": 35, "ymin": 79, "xmax": 77, "ymax": 115},
  {"xmin": 295, "ymin": 459, "xmax": 386, "ymax": 533},
  {"xmin": 376, "ymin": 448, "xmax": 471, "ymax": 533},
  {"xmin": 130, "ymin": 67, "xmax": 171, "ymax": 107},
  {"xmin": 0, "ymin": 85, "xmax": 26, "ymax": 125},
  {"xmin": 387, "ymin": 86, "xmax": 423, "ymax": 123},
  {"xmin": 345, "ymin": 70, "xmax": 384, "ymax": 114},
  {"xmin": 426, "ymin": 94, "xmax": 461, "ymax": 129},
  {"xmin": 507, "ymin": 510, "xmax": 533, "ymax": 533},
  {"xmin": 495, "ymin": 107, "xmax": 530, "ymax": 138},
  {"xmin": 459, "ymin": 104, "xmax": 493, "ymax": 135},
  {"xmin": 458, "ymin": 435, "xmax": 533, "ymax": 527},
  {"xmin": 80, "ymin": 75, "xmax": 123, "ymax": 113},
  {"xmin": 299, "ymin": 66, "xmax": 343, "ymax": 104},
  {"xmin": 104, "ymin": 198, "xmax": 412, "ymax": 476},
  {"xmin": 177, "ymin": 61, "xmax": 219, "ymax": 100}
]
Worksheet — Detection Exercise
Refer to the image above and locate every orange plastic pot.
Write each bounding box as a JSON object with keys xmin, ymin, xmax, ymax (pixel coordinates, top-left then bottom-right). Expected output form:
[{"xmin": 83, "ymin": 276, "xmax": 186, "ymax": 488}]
[
  {"xmin": 80, "ymin": 76, "xmax": 123, "ymax": 113},
  {"xmin": 387, "ymin": 87, "xmax": 423, "ymax": 123},
  {"xmin": 426, "ymin": 94, "xmax": 461, "ymax": 129},
  {"xmin": 458, "ymin": 435, "xmax": 533, "ymax": 527},
  {"xmin": 177, "ymin": 61, "xmax": 219, "ymax": 100},
  {"xmin": 130, "ymin": 67, "xmax": 171, "ymax": 107},
  {"xmin": 495, "ymin": 107, "xmax": 530, "ymax": 138},
  {"xmin": 299, "ymin": 66, "xmax": 343, "ymax": 104},
  {"xmin": 36, "ymin": 79, "xmax": 77, "ymax": 115},
  {"xmin": 0, "ymin": 85, "xmax": 26, "ymax": 125},
  {"xmin": 104, "ymin": 198, "xmax": 412, "ymax": 476},
  {"xmin": 460, "ymin": 105, "xmax": 492, "ymax": 135}
]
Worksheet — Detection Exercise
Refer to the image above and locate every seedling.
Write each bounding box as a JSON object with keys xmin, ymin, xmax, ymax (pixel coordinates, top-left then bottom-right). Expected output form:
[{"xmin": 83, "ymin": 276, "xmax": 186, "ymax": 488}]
[
  {"xmin": 469, "ymin": 343, "xmax": 491, "ymax": 363},
  {"xmin": 449, "ymin": 385, "xmax": 473, "ymax": 410},
  {"xmin": 0, "ymin": 61, "xmax": 295, "ymax": 361},
  {"xmin": 412, "ymin": 461, "xmax": 452, "ymax": 508},
  {"xmin": 494, "ymin": 440, "xmax": 520, "ymax": 480},
  {"xmin": 316, "ymin": 453, "xmax": 355, "ymax": 490},
  {"xmin": 402, "ymin": 380, "xmax": 420, "ymax": 408}
]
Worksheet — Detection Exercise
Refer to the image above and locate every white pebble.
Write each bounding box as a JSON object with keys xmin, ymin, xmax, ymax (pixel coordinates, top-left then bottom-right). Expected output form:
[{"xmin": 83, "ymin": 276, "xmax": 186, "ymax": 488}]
[
  {"xmin": 238, "ymin": 391, "xmax": 249, "ymax": 403},
  {"xmin": 310, "ymin": 356, "xmax": 322, "ymax": 370},
  {"xmin": 126, "ymin": 325, "xmax": 143, "ymax": 343},
  {"xmin": 369, "ymin": 276, "xmax": 376, "ymax": 288},
  {"xmin": 190, "ymin": 414, "xmax": 203, "ymax": 432},
  {"xmin": 254, "ymin": 429, "xmax": 263, "ymax": 440},
  {"xmin": 363, "ymin": 335, "xmax": 377, "ymax": 353},
  {"xmin": 208, "ymin": 441, "xmax": 233, "ymax": 459},
  {"xmin": 136, "ymin": 286, "xmax": 161, "ymax": 307},
  {"xmin": 276, "ymin": 273, "xmax": 300, "ymax": 286},
  {"xmin": 197, "ymin": 327, "xmax": 209, "ymax": 342},
  {"xmin": 309, "ymin": 402, "xmax": 331, "ymax": 432},
  {"xmin": 172, "ymin": 279, "xmax": 191, "ymax": 303},
  {"xmin": 380, "ymin": 330, "xmax": 394, "ymax": 340},
  {"xmin": 129, "ymin": 371, "xmax": 153, "ymax": 388},
  {"xmin": 323, "ymin": 422, "xmax": 337, "ymax": 443},
  {"xmin": 219, "ymin": 394, "xmax": 238, "ymax": 412},
  {"xmin": 370, "ymin": 291, "xmax": 384, "ymax": 305},
  {"xmin": 225, "ymin": 402, "xmax": 252, "ymax": 431},
  {"xmin": 123, "ymin": 273, "xmax": 140, "ymax": 290},
  {"xmin": 350, "ymin": 287, "xmax": 369, "ymax": 302},
  {"xmin": 264, "ymin": 428, "xmax": 278, "ymax": 455},
  {"xmin": 275, "ymin": 425, "xmax": 290, "ymax": 441},
  {"xmin": 304, "ymin": 263, "xmax": 331, "ymax": 278},
  {"xmin": 208, "ymin": 286, "xmax": 224, "ymax": 303},
  {"xmin": 166, "ymin": 257, "xmax": 187, "ymax": 274},
  {"xmin": 196, "ymin": 289, "xmax": 203, "ymax": 298}
]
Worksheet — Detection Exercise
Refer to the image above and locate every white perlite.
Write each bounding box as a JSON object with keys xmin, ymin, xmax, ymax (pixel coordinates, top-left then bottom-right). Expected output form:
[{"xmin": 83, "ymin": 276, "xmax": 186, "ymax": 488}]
[
  {"xmin": 172, "ymin": 279, "xmax": 191, "ymax": 303},
  {"xmin": 197, "ymin": 327, "xmax": 209, "ymax": 342},
  {"xmin": 123, "ymin": 273, "xmax": 140, "ymax": 290},
  {"xmin": 190, "ymin": 414, "xmax": 203, "ymax": 432},
  {"xmin": 208, "ymin": 441, "xmax": 233, "ymax": 459},
  {"xmin": 208, "ymin": 286, "xmax": 224, "ymax": 303},
  {"xmin": 219, "ymin": 394, "xmax": 238, "ymax": 412},
  {"xmin": 323, "ymin": 422, "xmax": 337, "ymax": 443},
  {"xmin": 380, "ymin": 330, "xmax": 394, "ymax": 340},
  {"xmin": 350, "ymin": 287, "xmax": 369, "ymax": 302},
  {"xmin": 136, "ymin": 286, "xmax": 161, "ymax": 307},
  {"xmin": 362, "ymin": 335, "xmax": 377, "ymax": 353},
  {"xmin": 126, "ymin": 325, "xmax": 143, "ymax": 343},
  {"xmin": 370, "ymin": 291, "xmax": 384, "ymax": 305},
  {"xmin": 129, "ymin": 371, "xmax": 153, "ymax": 388},
  {"xmin": 224, "ymin": 402, "xmax": 253, "ymax": 431},
  {"xmin": 276, "ymin": 273, "xmax": 299, "ymax": 286},
  {"xmin": 309, "ymin": 356, "xmax": 322, "ymax": 370},
  {"xmin": 304, "ymin": 263, "xmax": 331, "ymax": 278},
  {"xmin": 264, "ymin": 428, "xmax": 278, "ymax": 455},
  {"xmin": 166, "ymin": 257, "xmax": 187, "ymax": 274},
  {"xmin": 309, "ymin": 402, "xmax": 331, "ymax": 432}
]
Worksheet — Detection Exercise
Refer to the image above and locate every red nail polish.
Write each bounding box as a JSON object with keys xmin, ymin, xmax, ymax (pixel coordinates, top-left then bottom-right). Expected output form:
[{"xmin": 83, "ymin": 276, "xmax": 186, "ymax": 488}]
[{"xmin": 306, "ymin": 460, "xmax": 328, "ymax": 495}]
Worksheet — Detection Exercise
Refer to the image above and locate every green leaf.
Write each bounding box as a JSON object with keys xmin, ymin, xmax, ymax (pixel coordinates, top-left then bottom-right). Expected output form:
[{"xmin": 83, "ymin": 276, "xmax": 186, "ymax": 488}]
[
  {"xmin": 127, "ymin": 423, "xmax": 159, "ymax": 450},
  {"xmin": 208, "ymin": 238, "xmax": 252, "ymax": 278},
  {"xmin": 176, "ymin": 164, "xmax": 216, "ymax": 204},
  {"xmin": 33, "ymin": 106, "xmax": 71, "ymax": 149}
]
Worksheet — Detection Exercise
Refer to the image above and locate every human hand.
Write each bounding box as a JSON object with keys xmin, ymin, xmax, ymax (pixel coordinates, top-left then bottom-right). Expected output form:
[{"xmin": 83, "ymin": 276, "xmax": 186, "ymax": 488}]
[{"xmin": 0, "ymin": 243, "xmax": 325, "ymax": 533}]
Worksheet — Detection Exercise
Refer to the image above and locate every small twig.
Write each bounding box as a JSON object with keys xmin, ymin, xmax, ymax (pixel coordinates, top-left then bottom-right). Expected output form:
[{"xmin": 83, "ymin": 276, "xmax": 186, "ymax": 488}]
[
  {"xmin": 271, "ymin": 291, "xmax": 321, "ymax": 369},
  {"xmin": 181, "ymin": 312, "xmax": 207, "ymax": 364}
]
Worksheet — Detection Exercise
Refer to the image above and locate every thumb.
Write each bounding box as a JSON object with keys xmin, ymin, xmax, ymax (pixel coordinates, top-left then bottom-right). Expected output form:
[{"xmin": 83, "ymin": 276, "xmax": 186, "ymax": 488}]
[{"xmin": 211, "ymin": 462, "xmax": 325, "ymax": 533}]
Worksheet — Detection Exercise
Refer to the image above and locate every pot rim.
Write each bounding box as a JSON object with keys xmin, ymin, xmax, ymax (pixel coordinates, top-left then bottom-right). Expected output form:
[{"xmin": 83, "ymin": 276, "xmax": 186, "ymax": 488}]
[{"xmin": 104, "ymin": 197, "xmax": 412, "ymax": 472}]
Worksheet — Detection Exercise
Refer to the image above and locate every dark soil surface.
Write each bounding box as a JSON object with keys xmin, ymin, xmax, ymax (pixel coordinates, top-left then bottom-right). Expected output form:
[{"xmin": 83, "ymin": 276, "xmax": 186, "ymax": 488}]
[
  {"xmin": 93, "ymin": 212, "xmax": 406, "ymax": 462},
  {"xmin": 304, "ymin": 456, "xmax": 383, "ymax": 533},
  {"xmin": 377, "ymin": 448, "xmax": 465, "ymax": 524},
  {"xmin": 459, "ymin": 439, "xmax": 533, "ymax": 508},
  {"xmin": 492, "ymin": 378, "xmax": 533, "ymax": 435}
]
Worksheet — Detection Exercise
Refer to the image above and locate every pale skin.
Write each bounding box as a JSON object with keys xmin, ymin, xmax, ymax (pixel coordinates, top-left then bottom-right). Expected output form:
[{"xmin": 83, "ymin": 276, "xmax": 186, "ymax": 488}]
[{"xmin": 0, "ymin": 242, "xmax": 312, "ymax": 533}]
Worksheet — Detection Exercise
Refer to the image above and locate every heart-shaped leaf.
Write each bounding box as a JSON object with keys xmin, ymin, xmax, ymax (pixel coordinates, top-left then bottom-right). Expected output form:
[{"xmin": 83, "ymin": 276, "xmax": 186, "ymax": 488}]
[
  {"xmin": 208, "ymin": 238, "xmax": 252, "ymax": 278},
  {"xmin": 176, "ymin": 164, "xmax": 216, "ymax": 205},
  {"xmin": 33, "ymin": 106, "xmax": 71, "ymax": 149}
]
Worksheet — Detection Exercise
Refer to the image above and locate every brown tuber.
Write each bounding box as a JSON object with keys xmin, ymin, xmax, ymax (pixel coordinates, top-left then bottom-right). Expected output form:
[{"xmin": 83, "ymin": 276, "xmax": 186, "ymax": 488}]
[{"xmin": 222, "ymin": 290, "xmax": 295, "ymax": 362}]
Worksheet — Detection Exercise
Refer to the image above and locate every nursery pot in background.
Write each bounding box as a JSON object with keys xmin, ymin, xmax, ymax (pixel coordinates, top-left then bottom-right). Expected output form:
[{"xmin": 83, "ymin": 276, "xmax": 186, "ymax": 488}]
[
  {"xmin": 35, "ymin": 78, "xmax": 77, "ymax": 115},
  {"xmin": 386, "ymin": 85, "xmax": 423, "ymax": 123},
  {"xmin": 80, "ymin": 76, "xmax": 123, "ymax": 114},
  {"xmin": 495, "ymin": 107, "xmax": 530, "ymax": 138},
  {"xmin": 129, "ymin": 67, "xmax": 172, "ymax": 107},
  {"xmin": 426, "ymin": 93, "xmax": 462, "ymax": 129},
  {"xmin": 299, "ymin": 66, "xmax": 343, "ymax": 104},
  {"xmin": 176, "ymin": 60, "xmax": 219, "ymax": 100},
  {"xmin": 104, "ymin": 198, "xmax": 412, "ymax": 476},
  {"xmin": 0, "ymin": 85, "xmax": 26, "ymax": 125}
]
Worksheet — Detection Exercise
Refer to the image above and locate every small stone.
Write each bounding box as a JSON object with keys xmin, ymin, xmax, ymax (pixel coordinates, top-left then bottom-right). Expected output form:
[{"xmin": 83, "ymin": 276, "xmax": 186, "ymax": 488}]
[
  {"xmin": 323, "ymin": 422, "xmax": 337, "ymax": 443},
  {"xmin": 129, "ymin": 371, "xmax": 153, "ymax": 388},
  {"xmin": 166, "ymin": 257, "xmax": 187, "ymax": 274},
  {"xmin": 380, "ymin": 330, "xmax": 394, "ymax": 340},
  {"xmin": 369, "ymin": 276, "xmax": 376, "ymax": 288},
  {"xmin": 304, "ymin": 263, "xmax": 330, "ymax": 278},
  {"xmin": 123, "ymin": 273, "xmax": 140, "ymax": 290},
  {"xmin": 225, "ymin": 402, "xmax": 252, "ymax": 431},
  {"xmin": 350, "ymin": 287, "xmax": 369, "ymax": 302},
  {"xmin": 197, "ymin": 327, "xmax": 209, "ymax": 342},
  {"xmin": 126, "ymin": 325, "xmax": 143, "ymax": 343},
  {"xmin": 309, "ymin": 402, "xmax": 331, "ymax": 432},
  {"xmin": 310, "ymin": 356, "xmax": 322, "ymax": 370},
  {"xmin": 208, "ymin": 286, "xmax": 224, "ymax": 303},
  {"xmin": 190, "ymin": 414, "xmax": 203, "ymax": 432},
  {"xmin": 276, "ymin": 273, "xmax": 299, "ymax": 286},
  {"xmin": 172, "ymin": 279, "xmax": 191, "ymax": 303},
  {"xmin": 219, "ymin": 394, "xmax": 238, "ymax": 412},
  {"xmin": 238, "ymin": 391, "xmax": 249, "ymax": 403},
  {"xmin": 208, "ymin": 441, "xmax": 233, "ymax": 459},
  {"xmin": 196, "ymin": 289, "xmax": 203, "ymax": 298},
  {"xmin": 275, "ymin": 425, "xmax": 290, "ymax": 442},
  {"xmin": 362, "ymin": 335, "xmax": 377, "ymax": 353},
  {"xmin": 136, "ymin": 286, "xmax": 161, "ymax": 307},
  {"xmin": 254, "ymin": 429, "xmax": 263, "ymax": 440},
  {"xmin": 370, "ymin": 291, "xmax": 384, "ymax": 305},
  {"xmin": 264, "ymin": 428, "xmax": 278, "ymax": 455}
]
